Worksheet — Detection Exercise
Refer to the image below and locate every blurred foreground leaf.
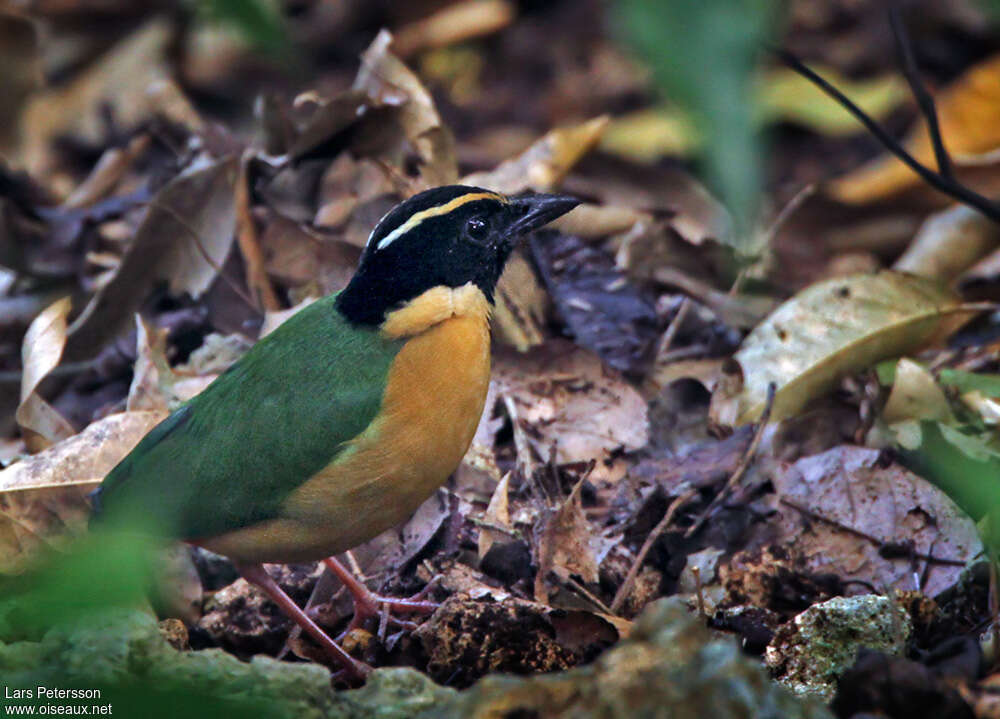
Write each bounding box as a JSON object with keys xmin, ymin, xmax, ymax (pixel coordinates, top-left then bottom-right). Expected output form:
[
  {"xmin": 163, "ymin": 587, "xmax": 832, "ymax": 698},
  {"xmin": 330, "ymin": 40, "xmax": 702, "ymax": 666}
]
[
  {"xmin": 616, "ymin": 0, "xmax": 779, "ymax": 242},
  {"xmin": 900, "ymin": 421, "xmax": 1000, "ymax": 520}
]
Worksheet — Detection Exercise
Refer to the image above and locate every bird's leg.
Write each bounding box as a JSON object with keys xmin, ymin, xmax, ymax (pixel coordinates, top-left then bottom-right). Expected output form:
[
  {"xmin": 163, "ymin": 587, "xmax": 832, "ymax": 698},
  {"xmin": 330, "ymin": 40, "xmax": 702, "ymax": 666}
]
[
  {"xmin": 235, "ymin": 562, "xmax": 371, "ymax": 681},
  {"xmin": 322, "ymin": 556, "xmax": 439, "ymax": 634}
]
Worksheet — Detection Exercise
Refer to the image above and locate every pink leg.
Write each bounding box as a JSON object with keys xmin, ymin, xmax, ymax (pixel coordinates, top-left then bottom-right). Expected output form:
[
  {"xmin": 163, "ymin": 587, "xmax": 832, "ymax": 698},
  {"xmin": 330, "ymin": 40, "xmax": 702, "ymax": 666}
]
[
  {"xmin": 322, "ymin": 556, "xmax": 439, "ymax": 633},
  {"xmin": 236, "ymin": 562, "xmax": 370, "ymax": 681}
]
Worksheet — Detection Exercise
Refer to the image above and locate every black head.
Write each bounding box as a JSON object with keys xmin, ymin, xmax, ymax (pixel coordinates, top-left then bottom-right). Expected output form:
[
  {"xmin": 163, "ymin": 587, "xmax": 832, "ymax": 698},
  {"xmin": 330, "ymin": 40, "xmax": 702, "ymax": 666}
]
[{"xmin": 335, "ymin": 185, "xmax": 579, "ymax": 326}]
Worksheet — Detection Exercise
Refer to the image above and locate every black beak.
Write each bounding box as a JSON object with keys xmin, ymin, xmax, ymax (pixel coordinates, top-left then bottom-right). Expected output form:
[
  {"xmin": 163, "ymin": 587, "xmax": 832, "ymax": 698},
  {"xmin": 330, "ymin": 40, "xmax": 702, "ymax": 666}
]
[{"xmin": 506, "ymin": 193, "xmax": 580, "ymax": 238}]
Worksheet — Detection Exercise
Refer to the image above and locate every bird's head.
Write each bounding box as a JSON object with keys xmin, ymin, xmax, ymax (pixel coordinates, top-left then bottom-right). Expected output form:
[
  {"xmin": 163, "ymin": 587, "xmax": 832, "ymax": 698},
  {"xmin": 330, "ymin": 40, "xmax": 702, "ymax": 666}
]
[{"xmin": 335, "ymin": 185, "xmax": 579, "ymax": 330}]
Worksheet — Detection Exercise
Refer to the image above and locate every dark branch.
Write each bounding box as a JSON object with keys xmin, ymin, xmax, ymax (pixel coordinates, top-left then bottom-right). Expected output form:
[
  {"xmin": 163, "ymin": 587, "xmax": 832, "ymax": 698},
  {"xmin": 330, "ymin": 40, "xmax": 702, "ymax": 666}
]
[
  {"xmin": 771, "ymin": 47, "xmax": 1000, "ymax": 224},
  {"xmin": 888, "ymin": 5, "xmax": 954, "ymax": 179}
]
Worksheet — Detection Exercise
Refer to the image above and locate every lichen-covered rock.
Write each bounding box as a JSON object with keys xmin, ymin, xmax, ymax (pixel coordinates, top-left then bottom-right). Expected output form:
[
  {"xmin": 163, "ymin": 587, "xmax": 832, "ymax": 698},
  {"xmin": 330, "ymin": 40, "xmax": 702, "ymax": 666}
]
[
  {"xmin": 1, "ymin": 599, "xmax": 831, "ymax": 718},
  {"xmin": 426, "ymin": 598, "xmax": 833, "ymax": 719},
  {"xmin": 766, "ymin": 594, "xmax": 911, "ymax": 701}
]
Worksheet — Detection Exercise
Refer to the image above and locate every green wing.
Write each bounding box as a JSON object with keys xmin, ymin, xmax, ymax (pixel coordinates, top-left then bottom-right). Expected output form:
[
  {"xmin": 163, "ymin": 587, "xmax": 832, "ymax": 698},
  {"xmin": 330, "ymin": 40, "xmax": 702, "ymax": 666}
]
[{"xmin": 93, "ymin": 294, "xmax": 402, "ymax": 539}]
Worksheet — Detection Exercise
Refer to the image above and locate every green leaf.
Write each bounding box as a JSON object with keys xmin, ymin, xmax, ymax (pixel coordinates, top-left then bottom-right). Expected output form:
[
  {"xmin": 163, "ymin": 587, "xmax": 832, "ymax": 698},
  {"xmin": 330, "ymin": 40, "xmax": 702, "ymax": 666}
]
[
  {"xmin": 900, "ymin": 421, "xmax": 1000, "ymax": 520},
  {"xmin": 192, "ymin": 0, "xmax": 289, "ymax": 56},
  {"xmin": 939, "ymin": 368, "xmax": 1000, "ymax": 398}
]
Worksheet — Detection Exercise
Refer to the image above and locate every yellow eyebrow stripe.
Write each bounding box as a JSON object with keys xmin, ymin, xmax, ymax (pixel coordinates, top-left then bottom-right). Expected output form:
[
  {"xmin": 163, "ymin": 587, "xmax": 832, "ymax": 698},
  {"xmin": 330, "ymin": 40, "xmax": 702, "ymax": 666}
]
[{"xmin": 375, "ymin": 192, "xmax": 504, "ymax": 250}]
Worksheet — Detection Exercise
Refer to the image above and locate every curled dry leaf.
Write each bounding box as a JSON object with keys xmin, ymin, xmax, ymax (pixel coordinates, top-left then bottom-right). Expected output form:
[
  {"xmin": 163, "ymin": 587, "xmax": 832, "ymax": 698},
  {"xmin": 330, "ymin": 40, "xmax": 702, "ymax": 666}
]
[
  {"xmin": 710, "ymin": 271, "xmax": 977, "ymax": 426},
  {"xmin": 16, "ymin": 297, "xmax": 74, "ymax": 452},
  {"xmin": 534, "ymin": 480, "xmax": 600, "ymax": 605},
  {"xmin": 63, "ymin": 154, "xmax": 238, "ymax": 362},
  {"xmin": 894, "ymin": 204, "xmax": 1000, "ymax": 283},
  {"xmin": 463, "ymin": 116, "xmax": 609, "ymax": 195},
  {"xmin": 491, "ymin": 253, "xmax": 550, "ymax": 351},
  {"xmin": 493, "ymin": 341, "xmax": 649, "ymax": 479},
  {"xmin": 0, "ymin": 410, "xmax": 165, "ymax": 572},
  {"xmin": 354, "ymin": 29, "xmax": 458, "ymax": 187},
  {"xmin": 478, "ymin": 474, "xmax": 511, "ymax": 560},
  {"xmin": 769, "ymin": 446, "xmax": 982, "ymax": 598},
  {"xmin": 828, "ymin": 53, "xmax": 1000, "ymax": 204},
  {"xmin": 881, "ymin": 359, "xmax": 954, "ymax": 427}
]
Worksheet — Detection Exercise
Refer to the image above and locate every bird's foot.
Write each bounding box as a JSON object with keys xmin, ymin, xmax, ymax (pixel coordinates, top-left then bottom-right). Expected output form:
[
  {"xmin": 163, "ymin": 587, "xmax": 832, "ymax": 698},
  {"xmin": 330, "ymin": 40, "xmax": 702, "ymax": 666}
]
[
  {"xmin": 322, "ymin": 557, "xmax": 440, "ymax": 636},
  {"xmin": 235, "ymin": 562, "xmax": 371, "ymax": 683}
]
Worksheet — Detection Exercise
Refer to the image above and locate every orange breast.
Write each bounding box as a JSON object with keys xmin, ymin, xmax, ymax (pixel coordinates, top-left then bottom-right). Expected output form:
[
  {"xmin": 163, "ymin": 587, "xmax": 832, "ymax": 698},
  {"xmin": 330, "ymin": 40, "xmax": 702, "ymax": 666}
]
[{"xmin": 202, "ymin": 310, "xmax": 491, "ymax": 563}]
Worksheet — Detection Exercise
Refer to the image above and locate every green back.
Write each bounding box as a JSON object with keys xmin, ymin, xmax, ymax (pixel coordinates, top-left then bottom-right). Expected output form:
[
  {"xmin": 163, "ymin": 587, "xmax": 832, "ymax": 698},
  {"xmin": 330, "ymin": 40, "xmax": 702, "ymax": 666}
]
[{"xmin": 94, "ymin": 294, "xmax": 403, "ymax": 539}]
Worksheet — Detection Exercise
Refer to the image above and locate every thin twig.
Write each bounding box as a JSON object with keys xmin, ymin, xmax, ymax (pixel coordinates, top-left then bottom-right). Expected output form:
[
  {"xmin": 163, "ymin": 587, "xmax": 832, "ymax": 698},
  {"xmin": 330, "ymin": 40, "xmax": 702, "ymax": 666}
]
[
  {"xmin": 610, "ymin": 486, "xmax": 698, "ymax": 615},
  {"xmin": 771, "ymin": 48, "xmax": 1000, "ymax": 223},
  {"xmin": 685, "ymin": 382, "xmax": 776, "ymax": 538},
  {"xmin": 692, "ymin": 566, "xmax": 705, "ymax": 619},
  {"xmin": 888, "ymin": 6, "xmax": 953, "ymax": 179},
  {"xmin": 655, "ymin": 297, "xmax": 691, "ymax": 360}
]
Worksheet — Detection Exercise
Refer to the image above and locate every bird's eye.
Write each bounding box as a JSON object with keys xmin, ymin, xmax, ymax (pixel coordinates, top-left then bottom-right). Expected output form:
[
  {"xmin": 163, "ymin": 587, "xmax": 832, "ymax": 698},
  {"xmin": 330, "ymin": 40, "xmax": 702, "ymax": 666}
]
[{"xmin": 466, "ymin": 217, "xmax": 489, "ymax": 242}]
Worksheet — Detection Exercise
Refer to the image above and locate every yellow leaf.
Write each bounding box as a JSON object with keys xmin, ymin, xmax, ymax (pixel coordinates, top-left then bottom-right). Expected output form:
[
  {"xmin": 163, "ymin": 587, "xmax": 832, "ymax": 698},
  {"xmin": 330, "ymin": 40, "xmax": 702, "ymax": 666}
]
[{"xmin": 829, "ymin": 53, "xmax": 1000, "ymax": 203}]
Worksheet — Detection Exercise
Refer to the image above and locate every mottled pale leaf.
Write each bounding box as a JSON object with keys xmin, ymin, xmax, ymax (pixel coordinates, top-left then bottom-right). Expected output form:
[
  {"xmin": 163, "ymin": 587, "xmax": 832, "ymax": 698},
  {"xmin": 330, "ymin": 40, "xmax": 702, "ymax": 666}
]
[
  {"xmin": 711, "ymin": 271, "xmax": 976, "ymax": 425},
  {"xmin": 493, "ymin": 342, "xmax": 649, "ymax": 481},
  {"xmin": 771, "ymin": 446, "xmax": 982, "ymax": 598}
]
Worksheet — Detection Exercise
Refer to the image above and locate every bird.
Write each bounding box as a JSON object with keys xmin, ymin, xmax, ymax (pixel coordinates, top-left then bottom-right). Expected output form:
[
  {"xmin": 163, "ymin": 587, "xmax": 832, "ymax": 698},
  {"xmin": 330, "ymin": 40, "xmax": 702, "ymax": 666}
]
[{"xmin": 89, "ymin": 184, "xmax": 580, "ymax": 680}]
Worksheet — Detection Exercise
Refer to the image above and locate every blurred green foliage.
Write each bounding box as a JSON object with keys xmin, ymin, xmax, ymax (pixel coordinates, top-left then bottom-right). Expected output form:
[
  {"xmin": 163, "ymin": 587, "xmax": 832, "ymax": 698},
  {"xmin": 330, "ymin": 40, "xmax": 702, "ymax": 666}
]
[
  {"xmin": 0, "ymin": 532, "xmax": 287, "ymax": 719},
  {"xmin": 190, "ymin": 0, "xmax": 290, "ymax": 56},
  {"xmin": 615, "ymin": 0, "xmax": 781, "ymax": 251}
]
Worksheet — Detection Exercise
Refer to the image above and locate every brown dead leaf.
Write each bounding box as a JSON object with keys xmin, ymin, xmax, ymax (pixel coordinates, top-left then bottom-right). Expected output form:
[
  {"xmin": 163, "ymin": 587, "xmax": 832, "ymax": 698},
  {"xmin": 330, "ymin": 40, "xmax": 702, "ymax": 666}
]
[
  {"xmin": 20, "ymin": 19, "xmax": 172, "ymax": 178},
  {"xmin": 0, "ymin": 10, "xmax": 41, "ymax": 157},
  {"xmin": 465, "ymin": 118, "xmax": 609, "ymax": 351},
  {"xmin": 63, "ymin": 154, "xmax": 238, "ymax": 362},
  {"xmin": 769, "ymin": 446, "xmax": 982, "ymax": 597},
  {"xmin": 493, "ymin": 342, "xmax": 649, "ymax": 479},
  {"xmin": 0, "ymin": 410, "xmax": 165, "ymax": 572},
  {"xmin": 236, "ymin": 153, "xmax": 280, "ymax": 312},
  {"xmin": 16, "ymin": 297, "xmax": 74, "ymax": 452},
  {"xmin": 710, "ymin": 271, "xmax": 978, "ymax": 426},
  {"xmin": 126, "ymin": 315, "xmax": 182, "ymax": 413},
  {"xmin": 828, "ymin": 53, "xmax": 1000, "ymax": 204}
]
